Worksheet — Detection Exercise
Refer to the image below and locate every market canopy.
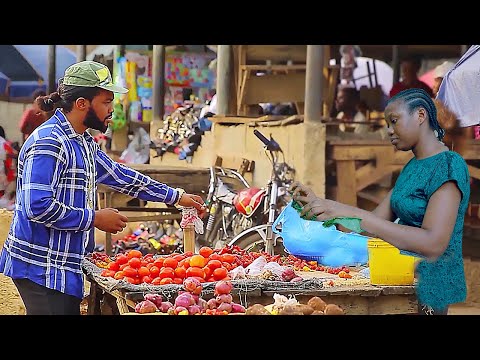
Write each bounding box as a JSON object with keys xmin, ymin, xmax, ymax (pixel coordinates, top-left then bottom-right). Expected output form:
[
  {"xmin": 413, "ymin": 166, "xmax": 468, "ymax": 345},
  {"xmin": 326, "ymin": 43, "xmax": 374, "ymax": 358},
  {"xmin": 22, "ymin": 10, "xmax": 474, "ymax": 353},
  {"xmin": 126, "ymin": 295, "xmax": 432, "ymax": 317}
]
[
  {"xmin": 2, "ymin": 45, "xmax": 77, "ymax": 98},
  {"xmin": 437, "ymin": 45, "xmax": 480, "ymax": 128}
]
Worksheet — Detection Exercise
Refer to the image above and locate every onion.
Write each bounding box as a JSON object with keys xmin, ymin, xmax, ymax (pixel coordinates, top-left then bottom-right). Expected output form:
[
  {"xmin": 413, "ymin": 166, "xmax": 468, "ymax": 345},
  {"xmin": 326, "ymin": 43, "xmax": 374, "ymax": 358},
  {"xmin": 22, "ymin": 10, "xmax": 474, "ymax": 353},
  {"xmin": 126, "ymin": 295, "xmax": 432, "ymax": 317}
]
[
  {"xmin": 197, "ymin": 298, "xmax": 208, "ymax": 311},
  {"xmin": 216, "ymin": 293, "xmax": 233, "ymax": 304},
  {"xmin": 188, "ymin": 304, "xmax": 202, "ymax": 315},
  {"xmin": 144, "ymin": 293, "xmax": 163, "ymax": 308},
  {"xmin": 158, "ymin": 301, "xmax": 174, "ymax": 313},
  {"xmin": 207, "ymin": 298, "xmax": 218, "ymax": 309},
  {"xmin": 174, "ymin": 306, "xmax": 188, "ymax": 315},
  {"xmin": 214, "ymin": 280, "xmax": 233, "ymax": 295},
  {"xmin": 231, "ymin": 303, "xmax": 246, "ymax": 313},
  {"xmin": 184, "ymin": 277, "xmax": 202, "ymax": 293},
  {"xmin": 175, "ymin": 292, "xmax": 195, "ymax": 308},
  {"xmin": 135, "ymin": 300, "xmax": 158, "ymax": 314},
  {"xmin": 217, "ymin": 302, "xmax": 232, "ymax": 313}
]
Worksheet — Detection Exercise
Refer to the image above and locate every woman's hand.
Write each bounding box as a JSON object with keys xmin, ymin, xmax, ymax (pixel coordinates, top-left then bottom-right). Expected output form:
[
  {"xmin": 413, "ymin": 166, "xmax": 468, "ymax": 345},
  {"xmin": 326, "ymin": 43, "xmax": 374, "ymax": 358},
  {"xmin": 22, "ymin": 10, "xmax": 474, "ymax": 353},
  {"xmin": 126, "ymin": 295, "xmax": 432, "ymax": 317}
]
[
  {"xmin": 289, "ymin": 181, "xmax": 317, "ymax": 206},
  {"xmin": 178, "ymin": 193, "xmax": 207, "ymax": 218},
  {"xmin": 296, "ymin": 197, "xmax": 353, "ymax": 221}
]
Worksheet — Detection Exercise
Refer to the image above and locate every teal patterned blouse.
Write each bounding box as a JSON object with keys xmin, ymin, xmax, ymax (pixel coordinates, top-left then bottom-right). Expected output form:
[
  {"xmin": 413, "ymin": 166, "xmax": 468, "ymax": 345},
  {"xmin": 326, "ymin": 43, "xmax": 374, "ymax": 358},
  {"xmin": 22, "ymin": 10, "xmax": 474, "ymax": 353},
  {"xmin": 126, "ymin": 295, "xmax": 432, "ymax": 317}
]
[{"xmin": 390, "ymin": 151, "xmax": 469, "ymax": 310}]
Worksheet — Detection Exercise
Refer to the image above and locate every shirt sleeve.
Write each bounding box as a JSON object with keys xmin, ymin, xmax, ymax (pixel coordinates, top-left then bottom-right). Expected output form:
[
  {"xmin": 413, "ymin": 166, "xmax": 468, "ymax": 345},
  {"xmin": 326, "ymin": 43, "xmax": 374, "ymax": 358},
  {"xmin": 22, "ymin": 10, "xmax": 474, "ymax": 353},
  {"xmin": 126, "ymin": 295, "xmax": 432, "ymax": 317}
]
[
  {"xmin": 425, "ymin": 152, "xmax": 470, "ymax": 202},
  {"xmin": 22, "ymin": 138, "xmax": 95, "ymax": 231},
  {"xmin": 95, "ymin": 146, "xmax": 179, "ymax": 205}
]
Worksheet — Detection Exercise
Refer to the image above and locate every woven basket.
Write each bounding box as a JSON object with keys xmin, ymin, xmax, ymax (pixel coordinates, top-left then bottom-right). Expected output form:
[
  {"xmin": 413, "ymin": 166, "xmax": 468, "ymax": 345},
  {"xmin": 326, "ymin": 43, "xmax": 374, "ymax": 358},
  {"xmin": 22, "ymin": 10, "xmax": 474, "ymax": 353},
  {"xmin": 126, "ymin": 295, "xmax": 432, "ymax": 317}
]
[{"xmin": 0, "ymin": 209, "xmax": 13, "ymax": 249}]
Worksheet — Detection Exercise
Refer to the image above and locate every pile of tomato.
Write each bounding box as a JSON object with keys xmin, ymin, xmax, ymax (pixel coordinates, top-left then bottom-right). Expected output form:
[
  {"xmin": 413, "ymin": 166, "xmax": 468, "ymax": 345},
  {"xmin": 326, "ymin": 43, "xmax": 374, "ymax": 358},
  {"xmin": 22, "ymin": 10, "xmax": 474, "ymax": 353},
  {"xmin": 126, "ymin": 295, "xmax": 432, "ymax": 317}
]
[
  {"xmin": 93, "ymin": 246, "xmax": 235, "ymax": 286},
  {"xmin": 89, "ymin": 245, "xmax": 352, "ymax": 285}
]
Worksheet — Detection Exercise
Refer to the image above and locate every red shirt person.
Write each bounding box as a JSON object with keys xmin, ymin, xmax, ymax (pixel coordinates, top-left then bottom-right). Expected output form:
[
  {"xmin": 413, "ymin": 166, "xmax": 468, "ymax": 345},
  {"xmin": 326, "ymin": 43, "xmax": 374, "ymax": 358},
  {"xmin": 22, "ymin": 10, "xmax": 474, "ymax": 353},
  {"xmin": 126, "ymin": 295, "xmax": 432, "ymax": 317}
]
[
  {"xmin": 19, "ymin": 89, "xmax": 49, "ymax": 142},
  {"xmin": 389, "ymin": 56, "xmax": 434, "ymax": 98}
]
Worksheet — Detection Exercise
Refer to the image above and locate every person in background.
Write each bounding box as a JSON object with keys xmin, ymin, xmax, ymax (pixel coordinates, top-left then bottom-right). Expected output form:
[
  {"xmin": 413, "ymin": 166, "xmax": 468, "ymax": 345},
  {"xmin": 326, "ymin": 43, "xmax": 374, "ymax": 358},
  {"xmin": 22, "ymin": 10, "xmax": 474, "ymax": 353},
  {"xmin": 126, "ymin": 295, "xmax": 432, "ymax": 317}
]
[
  {"xmin": 0, "ymin": 126, "xmax": 17, "ymax": 209},
  {"xmin": 19, "ymin": 89, "xmax": 50, "ymax": 143},
  {"xmin": 292, "ymin": 88, "xmax": 469, "ymax": 315},
  {"xmin": 432, "ymin": 61, "xmax": 455, "ymax": 98},
  {"xmin": 0, "ymin": 61, "xmax": 206, "ymax": 315},
  {"xmin": 389, "ymin": 55, "xmax": 434, "ymax": 98}
]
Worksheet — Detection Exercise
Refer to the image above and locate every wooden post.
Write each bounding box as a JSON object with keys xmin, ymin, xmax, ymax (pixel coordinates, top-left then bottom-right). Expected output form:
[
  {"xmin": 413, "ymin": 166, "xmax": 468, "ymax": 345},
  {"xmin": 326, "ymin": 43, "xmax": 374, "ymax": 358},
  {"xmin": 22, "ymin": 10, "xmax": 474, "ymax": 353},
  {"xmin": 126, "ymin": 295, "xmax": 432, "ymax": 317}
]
[
  {"xmin": 216, "ymin": 45, "xmax": 232, "ymax": 115},
  {"xmin": 303, "ymin": 45, "xmax": 326, "ymax": 198},
  {"xmin": 392, "ymin": 45, "xmax": 400, "ymax": 85},
  {"xmin": 117, "ymin": 45, "xmax": 126, "ymax": 57},
  {"xmin": 152, "ymin": 45, "xmax": 166, "ymax": 123},
  {"xmin": 47, "ymin": 45, "xmax": 56, "ymax": 94},
  {"xmin": 76, "ymin": 45, "xmax": 87, "ymax": 62}
]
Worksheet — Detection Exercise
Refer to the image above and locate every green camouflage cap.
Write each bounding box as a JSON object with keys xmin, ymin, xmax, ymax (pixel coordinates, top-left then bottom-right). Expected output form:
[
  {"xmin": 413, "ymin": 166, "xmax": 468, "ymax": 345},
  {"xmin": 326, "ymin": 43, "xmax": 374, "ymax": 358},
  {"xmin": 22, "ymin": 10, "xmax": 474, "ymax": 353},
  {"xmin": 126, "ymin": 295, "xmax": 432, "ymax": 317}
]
[{"xmin": 62, "ymin": 60, "xmax": 128, "ymax": 94}]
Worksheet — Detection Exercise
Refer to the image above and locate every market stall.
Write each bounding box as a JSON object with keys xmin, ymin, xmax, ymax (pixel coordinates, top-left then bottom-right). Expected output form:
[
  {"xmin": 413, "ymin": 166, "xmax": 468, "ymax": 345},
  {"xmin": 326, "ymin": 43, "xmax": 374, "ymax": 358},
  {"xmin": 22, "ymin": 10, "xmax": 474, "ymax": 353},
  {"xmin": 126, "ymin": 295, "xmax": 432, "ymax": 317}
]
[{"xmin": 82, "ymin": 247, "xmax": 417, "ymax": 316}]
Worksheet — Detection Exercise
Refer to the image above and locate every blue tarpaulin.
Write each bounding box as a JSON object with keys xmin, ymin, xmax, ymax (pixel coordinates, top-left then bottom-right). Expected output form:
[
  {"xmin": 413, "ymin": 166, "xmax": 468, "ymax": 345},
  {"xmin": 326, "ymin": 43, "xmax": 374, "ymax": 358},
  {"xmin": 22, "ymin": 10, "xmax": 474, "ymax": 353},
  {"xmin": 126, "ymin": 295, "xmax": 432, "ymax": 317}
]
[
  {"xmin": 0, "ymin": 71, "xmax": 9, "ymax": 95},
  {"xmin": 0, "ymin": 45, "xmax": 77, "ymax": 98},
  {"xmin": 437, "ymin": 45, "xmax": 480, "ymax": 128}
]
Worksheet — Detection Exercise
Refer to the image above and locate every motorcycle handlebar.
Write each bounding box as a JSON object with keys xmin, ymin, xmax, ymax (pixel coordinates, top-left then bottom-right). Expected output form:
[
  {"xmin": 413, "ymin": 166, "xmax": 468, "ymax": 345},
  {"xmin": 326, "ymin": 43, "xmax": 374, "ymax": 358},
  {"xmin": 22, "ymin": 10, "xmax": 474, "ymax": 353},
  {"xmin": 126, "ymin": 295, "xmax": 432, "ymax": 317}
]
[{"xmin": 253, "ymin": 129, "xmax": 282, "ymax": 152}]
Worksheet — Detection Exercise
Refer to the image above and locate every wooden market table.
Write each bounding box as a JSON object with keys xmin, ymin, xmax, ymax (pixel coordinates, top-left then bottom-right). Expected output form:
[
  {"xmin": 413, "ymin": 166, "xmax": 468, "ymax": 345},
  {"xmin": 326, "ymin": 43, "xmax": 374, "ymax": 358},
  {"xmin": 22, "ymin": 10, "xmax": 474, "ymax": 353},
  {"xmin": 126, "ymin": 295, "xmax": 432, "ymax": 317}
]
[
  {"xmin": 84, "ymin": 269, "xmax": 417, "ymax": 316},
  {"xmin": 327, "ymin": 137, "xmax": 480, "ymax": 207}
]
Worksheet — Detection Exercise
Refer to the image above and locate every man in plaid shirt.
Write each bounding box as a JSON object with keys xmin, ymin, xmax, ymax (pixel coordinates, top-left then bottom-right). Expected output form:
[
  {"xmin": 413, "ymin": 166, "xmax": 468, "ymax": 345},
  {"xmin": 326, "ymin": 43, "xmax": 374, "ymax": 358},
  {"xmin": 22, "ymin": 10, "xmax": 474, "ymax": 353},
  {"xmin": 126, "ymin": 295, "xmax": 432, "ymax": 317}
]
[{"xmin": 0, "ymin": 61, "xmax": 206, "ymax": 315}]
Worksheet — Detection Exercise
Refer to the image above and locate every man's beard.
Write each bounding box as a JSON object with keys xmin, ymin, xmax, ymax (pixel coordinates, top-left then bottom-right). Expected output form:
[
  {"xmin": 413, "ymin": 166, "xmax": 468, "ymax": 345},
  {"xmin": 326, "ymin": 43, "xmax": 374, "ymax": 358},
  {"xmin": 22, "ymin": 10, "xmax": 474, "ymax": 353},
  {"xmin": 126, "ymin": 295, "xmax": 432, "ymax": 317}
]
[{"xmin": 83, "ymin": 107, "xmax": 109, "ymax": 133}]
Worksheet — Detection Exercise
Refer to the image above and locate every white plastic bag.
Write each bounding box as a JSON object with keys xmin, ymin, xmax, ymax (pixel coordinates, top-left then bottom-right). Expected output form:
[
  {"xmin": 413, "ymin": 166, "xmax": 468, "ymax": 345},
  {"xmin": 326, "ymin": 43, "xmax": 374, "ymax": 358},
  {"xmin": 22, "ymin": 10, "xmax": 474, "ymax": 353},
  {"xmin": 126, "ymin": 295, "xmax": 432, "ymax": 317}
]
[{"xmin": 119, "ymin": 127, "xmax": 151, "ymax": 164}]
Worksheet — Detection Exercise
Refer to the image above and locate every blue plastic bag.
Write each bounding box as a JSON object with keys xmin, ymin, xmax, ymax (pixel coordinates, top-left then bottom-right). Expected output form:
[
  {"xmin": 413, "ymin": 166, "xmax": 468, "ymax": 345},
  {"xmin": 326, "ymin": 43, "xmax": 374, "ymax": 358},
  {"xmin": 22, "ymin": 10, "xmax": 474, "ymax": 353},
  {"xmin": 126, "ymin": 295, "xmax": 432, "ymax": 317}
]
[{"xmin": 272, "ymin": 202, "xmax": 369, "ymax": 267}]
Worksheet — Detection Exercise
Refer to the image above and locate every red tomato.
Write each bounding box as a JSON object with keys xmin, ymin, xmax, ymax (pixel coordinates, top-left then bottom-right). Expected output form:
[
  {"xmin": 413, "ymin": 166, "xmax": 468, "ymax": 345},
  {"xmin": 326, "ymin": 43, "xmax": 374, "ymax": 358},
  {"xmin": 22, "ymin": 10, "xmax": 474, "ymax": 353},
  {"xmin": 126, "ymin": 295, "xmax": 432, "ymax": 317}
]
[
  {"xmin": 174, "ymin": 267, "xmax": 186, "ymax": 279},
  {"xmin": 163, "ymin": 257, "xmax": 178, "ymax": 269},
  {"xmin": 149, "ymin": 265, "xmax": 160, "ymax": 278},
  {"xmin": 159, "ymin": 278, "xmax": 173, "ymax": 285},
  {"xmin": 107, "ymin": 261, "xmax": 120, "ymax": 272},
  {"xmin": 159, "ymin": 267, "xmax": 175, "ymax": 280},
  {"xmin": 183, "ymin": 251, "xmax": 194, "ymax": 257},
  {"xmin": 206, "ymin": 259, "xmax": 222, "ymax": 270},
  {"xmin": 138, "ymin": 266, "xmax": 150, "ymax": 277},
  {"xmin": 116, "ymin": 254, "xmax": 128, "ymax": 265},
  {"xmin": 199, "ymin": 246, "xmax": 214, "ymax": 258},
  {"xmin": 151, "ymin": 277, "xmax": 162, "ymax": 286},
  {"xmin": 153, "ymin": 258, "xmax": 164, "ymax": 268},
  {"xmin": 189, "ymin": 255, "xmax": 206, "ymax": 268},
  {"xmin": 119, "ymin": 263, "xmax": 129, "ymax": 271},
  {"xmin": 142, "ymin": 276, "xmax": 152, "ymax": 284},
  {"xmin": 124, "ymin": 276, "xmax": 136, "ymax": 284},
  {"xmin": 101, "ymin": 269, "xmax": 116, "ymax": 278},
  {"xmin": 221, "ymin": 253, "xmax": 235, "ymax": 264},
  {"xmin": 122, "ymin": 266, "xmax": 138, "ymax": 278},
  {"xmin": 186, "ymin": 267, "xmax": 205, "ymax": 279},
  {"xmin": 128, "ymin": 257, "xmax": 141, "ymax": 269},
  {"xmin": 212, "ymin": 267, "xmax": 228, "ymax": 281},
  {"xmin": 179, "ymin": 258, "xmax": 190, "ymax": 269},
  {"xmin": 172, "ymin": 277, "xmax": 183, "ymax": 284},
  {"xmin": 202, "ymin": 266, "xmax": 212, "ymax": 279},
  {"xmin": 208, "ymin": 253, "xmax": 222, "ymax": 261},
  {"xmin": 127, "ymin": 250, "xmax": 143, "ymax": 259},
  {"xmin": 172, "ymin": 254, "xmax": 185, "ymax": 262}
]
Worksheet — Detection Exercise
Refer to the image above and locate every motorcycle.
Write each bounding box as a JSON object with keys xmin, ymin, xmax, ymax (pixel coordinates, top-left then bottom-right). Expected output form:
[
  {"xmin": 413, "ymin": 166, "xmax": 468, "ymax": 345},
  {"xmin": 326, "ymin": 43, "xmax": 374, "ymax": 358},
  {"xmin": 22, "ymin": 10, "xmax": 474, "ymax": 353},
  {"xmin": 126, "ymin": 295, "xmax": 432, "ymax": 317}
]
[{"xmin": 199, "ymin": 129, "xmax": 295, "ymax": 254}]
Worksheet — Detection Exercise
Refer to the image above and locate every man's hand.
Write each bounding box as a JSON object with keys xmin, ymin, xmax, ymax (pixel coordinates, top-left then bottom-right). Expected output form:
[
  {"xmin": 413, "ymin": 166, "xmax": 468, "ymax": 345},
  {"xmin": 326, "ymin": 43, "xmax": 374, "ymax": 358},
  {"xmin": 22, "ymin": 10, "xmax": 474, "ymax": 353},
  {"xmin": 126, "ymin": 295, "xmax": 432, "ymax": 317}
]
[
  {"xmin": 289, "ymin": 181, "xmax": 317, "ymax": 206},
  {"xmin": 178, "ymin": 193, "xmax": 207, "ymax": 218},
  {"xmin": 94, "ymin": 208, "xmax": 129, "ymax": 234}
]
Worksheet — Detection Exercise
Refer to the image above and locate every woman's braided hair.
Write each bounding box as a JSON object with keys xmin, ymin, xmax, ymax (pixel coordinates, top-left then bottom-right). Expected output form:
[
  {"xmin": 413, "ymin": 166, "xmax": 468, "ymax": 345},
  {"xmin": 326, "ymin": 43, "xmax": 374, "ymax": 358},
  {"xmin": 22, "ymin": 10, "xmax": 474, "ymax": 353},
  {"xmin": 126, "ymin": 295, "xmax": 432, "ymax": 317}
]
[{"xmin": 388, "ymin": 88, "xmax": 445, "ymax": 141}]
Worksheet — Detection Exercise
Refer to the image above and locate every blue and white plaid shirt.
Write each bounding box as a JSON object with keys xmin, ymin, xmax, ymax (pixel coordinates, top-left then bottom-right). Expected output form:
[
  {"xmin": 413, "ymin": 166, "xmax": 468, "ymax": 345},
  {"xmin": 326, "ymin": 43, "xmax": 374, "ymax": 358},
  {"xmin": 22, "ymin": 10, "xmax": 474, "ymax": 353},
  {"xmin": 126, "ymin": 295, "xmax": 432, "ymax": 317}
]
[{"xmin": 0, "ymin": 109, "xmax": 179, "ymax": 299}]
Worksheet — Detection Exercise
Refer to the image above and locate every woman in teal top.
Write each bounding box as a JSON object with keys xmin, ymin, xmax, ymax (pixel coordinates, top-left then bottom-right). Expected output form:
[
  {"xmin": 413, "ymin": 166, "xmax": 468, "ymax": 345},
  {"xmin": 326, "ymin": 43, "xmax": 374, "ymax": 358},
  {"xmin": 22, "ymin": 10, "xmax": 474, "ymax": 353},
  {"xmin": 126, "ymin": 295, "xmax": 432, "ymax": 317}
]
[{"xmin": 292, "ymin": 88, "xmax": 469, "ymax": 315}]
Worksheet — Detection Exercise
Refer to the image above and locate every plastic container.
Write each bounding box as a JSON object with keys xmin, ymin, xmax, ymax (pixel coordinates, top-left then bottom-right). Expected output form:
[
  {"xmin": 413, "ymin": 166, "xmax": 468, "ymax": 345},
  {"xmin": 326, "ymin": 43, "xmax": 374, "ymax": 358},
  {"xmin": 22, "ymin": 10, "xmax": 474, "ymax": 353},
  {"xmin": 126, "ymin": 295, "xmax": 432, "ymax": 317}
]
[{"xmin": 367, "ymin": 238, "xmax": 417, "ymax": 285}]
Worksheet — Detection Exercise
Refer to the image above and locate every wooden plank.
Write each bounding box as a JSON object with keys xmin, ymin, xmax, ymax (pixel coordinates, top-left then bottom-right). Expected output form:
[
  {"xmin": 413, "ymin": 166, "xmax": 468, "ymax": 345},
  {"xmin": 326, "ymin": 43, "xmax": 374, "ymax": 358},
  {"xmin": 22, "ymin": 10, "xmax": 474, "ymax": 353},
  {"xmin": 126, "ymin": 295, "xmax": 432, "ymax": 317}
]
[
  {"xmin": 336, "ymin": 160, "xmax": 357, "ymax": 206},
  {"xmin": 243, "ymin": 72, "xmax": 306, "ymax": 104},
  {"xmin": 468, "ymin": 165, "xmax": 480, "ymax": 180},
  {"xmin": 240, "ymin": 64, "xmax": 306, "ymax": 71},
  {"xmin": 356, "ymin": 164, "xmax": 402, "ymax": 192}
]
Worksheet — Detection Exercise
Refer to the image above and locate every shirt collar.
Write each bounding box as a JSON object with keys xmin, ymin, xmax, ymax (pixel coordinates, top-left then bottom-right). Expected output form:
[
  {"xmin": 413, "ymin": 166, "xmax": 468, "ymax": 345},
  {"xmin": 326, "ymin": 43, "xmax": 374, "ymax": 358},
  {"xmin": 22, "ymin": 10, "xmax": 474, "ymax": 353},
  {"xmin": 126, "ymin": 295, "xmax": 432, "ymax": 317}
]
[{"xmin": 53, "ymin": 108, "xmax": 95, "ymax": 143}]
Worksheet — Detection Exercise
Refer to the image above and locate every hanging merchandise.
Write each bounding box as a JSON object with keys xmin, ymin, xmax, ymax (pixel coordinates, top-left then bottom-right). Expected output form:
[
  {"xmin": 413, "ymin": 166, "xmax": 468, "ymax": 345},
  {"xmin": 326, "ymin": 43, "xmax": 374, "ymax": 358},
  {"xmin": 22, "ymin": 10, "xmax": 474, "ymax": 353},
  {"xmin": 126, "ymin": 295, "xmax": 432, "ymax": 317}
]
[{"xmin": 110, "ymin": 99, "xmax": 127, "ymax": 131}]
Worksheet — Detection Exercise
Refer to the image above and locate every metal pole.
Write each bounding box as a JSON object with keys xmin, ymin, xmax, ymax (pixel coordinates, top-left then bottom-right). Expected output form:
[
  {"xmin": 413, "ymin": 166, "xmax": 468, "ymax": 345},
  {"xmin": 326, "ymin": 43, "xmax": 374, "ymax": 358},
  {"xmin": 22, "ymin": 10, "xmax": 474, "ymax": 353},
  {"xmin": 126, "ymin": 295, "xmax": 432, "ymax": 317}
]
[
  {"xmin": 392, "ymin": 45, "xmax": 400, "ymax": 85},
  {"xmin": 152, "ymin": 45, "xmax": 166, "ymax": 122},
  {"xmin": 304, "ymin": 45, "xmax": 324, "ymax": 123},
  {"xmin": 47, "ymin": 45, "xmax": 56, "ymax": 93},
  {"xmin": 76, "ymin": 45, "xmax": 87, "ymax": 62},
  {"xmin": 216, "ymin": 45, "xmax": 232, "ymax": 115}
]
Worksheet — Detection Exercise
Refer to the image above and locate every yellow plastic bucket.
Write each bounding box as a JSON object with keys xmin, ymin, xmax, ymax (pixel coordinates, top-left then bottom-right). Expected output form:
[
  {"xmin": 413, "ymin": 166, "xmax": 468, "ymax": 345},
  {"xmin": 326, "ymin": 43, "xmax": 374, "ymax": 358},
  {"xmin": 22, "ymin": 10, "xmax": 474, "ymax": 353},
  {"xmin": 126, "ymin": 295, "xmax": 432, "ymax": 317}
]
[{"xmin": 367, "ymin": 238, "xmax": 417, "ymax": 286}]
